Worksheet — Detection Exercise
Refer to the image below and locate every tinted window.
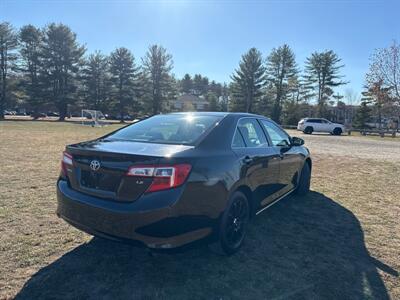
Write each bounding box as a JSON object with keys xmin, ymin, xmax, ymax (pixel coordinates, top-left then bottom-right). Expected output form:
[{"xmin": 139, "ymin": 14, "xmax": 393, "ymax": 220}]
[
  {"xmin": 237, "ymin": 118, "xmax": 267, "ymax": 148},
  {"xmin": 232, "ymin": 129, "xmax": 246, "ymax": 148},
  {"xmin": 308, "ymin": 119, "xmax": 322, "ymax": 123},
  {"xmin": 260, "ymin": 120, "xmax": 291, "ymax": 147},
  {"xmin": 108, "ymin": 114, "xmax": 222, "ymax": 145}
]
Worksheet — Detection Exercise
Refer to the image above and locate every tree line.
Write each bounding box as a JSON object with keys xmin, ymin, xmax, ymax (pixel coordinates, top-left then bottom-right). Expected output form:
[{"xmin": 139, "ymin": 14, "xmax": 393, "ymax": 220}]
[
  {"xmin": 229, "ymin": 46, "xmax": 349, "ymax": 123},
  {"xmin": 1, "ymin": 21, "xmax": 399, "ymax": 126},
  {"xmin": 0, "ymin": 22, "xmax": 179, "ymax": 121}
]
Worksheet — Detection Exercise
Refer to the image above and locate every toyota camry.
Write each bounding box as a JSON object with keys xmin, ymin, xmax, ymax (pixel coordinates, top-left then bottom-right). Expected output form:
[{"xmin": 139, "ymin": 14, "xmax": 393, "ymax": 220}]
[{"xmin": 57, "ymin": 112, "xmax": 312, "ymax": 254}]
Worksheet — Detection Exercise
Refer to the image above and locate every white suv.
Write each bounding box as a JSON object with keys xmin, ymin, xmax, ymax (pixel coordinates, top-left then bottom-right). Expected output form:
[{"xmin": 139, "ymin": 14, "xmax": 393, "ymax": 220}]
[{"xmin": 297, "ymin": 118, "xmax": 345, "ymax": 135}]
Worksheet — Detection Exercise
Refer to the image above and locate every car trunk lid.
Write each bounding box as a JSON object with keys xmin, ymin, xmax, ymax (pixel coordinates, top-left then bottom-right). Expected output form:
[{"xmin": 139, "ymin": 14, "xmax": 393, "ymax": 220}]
[{"xmin": 65, "ymin": 139, "xmax": 193, "ymax": 202}]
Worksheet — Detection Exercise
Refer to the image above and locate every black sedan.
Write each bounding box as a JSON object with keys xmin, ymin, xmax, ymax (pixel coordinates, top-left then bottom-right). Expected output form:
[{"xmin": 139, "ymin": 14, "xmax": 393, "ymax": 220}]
[{"xmin": 57, "ymin": 112, "xmax": 311, "ymax": 254}]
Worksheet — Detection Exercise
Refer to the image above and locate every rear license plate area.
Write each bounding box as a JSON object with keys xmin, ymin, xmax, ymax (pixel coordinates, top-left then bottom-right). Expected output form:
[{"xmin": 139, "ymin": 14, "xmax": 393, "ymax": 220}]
[{"xmin": 80, "ymin": 170, "xmax": 120, "ymax": 192}]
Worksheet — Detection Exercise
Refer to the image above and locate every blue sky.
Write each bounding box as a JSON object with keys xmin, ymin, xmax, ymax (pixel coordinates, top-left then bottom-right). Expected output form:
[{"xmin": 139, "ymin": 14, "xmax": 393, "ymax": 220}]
[{"xmin": 2, "ymin": 0, "xmax": 399, "ymax": 101}]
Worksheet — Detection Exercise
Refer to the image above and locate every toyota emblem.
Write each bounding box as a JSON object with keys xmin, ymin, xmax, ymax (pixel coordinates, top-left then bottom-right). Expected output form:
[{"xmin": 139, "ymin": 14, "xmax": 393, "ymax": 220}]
[{"xmin": 90, "ymin": 160, "xmax": 101, "ymax": 171}]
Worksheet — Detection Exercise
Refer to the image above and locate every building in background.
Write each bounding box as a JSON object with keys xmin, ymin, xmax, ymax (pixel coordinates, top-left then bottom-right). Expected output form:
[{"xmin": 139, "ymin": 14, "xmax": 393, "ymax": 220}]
[
  {"xmin": 170, "ymin": 94, "xmax": 209, "ymax": 111},
  {"xmin": 328, "ymin": 104, "xmax": 359, "ymax": 125}
]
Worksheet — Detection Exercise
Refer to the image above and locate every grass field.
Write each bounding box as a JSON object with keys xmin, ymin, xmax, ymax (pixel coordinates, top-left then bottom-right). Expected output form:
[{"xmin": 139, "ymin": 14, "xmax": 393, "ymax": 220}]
[{"xmin": 0, "ymin": 121, "xmax": 399, "ymax": 299}]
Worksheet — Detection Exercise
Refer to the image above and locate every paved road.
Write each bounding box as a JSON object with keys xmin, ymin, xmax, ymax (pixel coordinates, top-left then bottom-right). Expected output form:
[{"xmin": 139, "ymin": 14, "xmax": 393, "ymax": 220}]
[{"xmin": 287, "ymin": 130, "xmax": 400, "ymax": 162}]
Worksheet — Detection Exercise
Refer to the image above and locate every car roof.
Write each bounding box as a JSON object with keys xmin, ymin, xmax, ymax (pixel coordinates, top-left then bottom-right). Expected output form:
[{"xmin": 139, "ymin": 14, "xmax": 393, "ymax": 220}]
[{"xmin": 168, "ymin": 111, "xmax": 270, "ymax": 119}]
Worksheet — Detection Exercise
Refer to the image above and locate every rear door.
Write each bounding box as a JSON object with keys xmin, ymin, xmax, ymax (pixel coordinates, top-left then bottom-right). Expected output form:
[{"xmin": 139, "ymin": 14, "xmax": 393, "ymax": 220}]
[
  {"xmin": 259, "ymin": 119, "xmax": 303, "ymax": 195},
  {"xmin": 319, "ymin": 119, "xmax": 330, "ymax": 132},
  {"xmin": 232, "ymin": 118, "xmax": 281, "ymax": 210},
  {"xmin": 310, "ymin": 119, "xmax": 323, "ymax": 132}
]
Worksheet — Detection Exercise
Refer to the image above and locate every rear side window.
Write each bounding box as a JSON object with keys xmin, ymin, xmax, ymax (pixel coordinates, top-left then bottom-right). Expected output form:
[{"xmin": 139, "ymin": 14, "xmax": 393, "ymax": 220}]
[
  {"xmin": 232, "ymin": 129, "xmax": 246, "ymax": 148},
  {"xmin": 235, "ymin": 118, "xmax": 268, "ymax": 148},
  {"xmin": 308, "ymin": 119, "xmax": 322, "ymax": 123},
  {"xmin": 108, "ymin": 114, "xmax": 222, "ymax": 145},
  {"xmin": 260, "ymin": 120, "xmax": 291, "ymax": 147}
]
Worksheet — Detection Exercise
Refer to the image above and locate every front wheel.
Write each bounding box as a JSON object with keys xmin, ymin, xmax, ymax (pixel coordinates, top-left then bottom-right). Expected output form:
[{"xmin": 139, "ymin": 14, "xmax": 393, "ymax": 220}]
[
  {"xmin": 303, "ymin": 126, "xmax": 313, "ymax": 134},
  {"xmin": 214, "ymin": 191, "xmax": 250, "ymax": 255},
  {"xmin": 333, "ymin": 127, "xmax": 342, "ymax": 135},
  {"xmin": 295, "ymin": 162, "xmax": 311, "ymax": 196}
]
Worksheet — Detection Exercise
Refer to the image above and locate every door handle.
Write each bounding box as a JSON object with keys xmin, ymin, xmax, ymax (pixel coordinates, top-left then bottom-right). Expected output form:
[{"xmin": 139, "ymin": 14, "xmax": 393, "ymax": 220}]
[{"xmin": 242, "ymin": 156, "xmax": 253, "ymax": 164}]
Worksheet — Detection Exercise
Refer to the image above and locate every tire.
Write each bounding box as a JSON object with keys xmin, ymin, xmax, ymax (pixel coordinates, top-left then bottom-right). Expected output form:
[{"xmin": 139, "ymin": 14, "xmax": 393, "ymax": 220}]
[
  {"xmin": 303, "ymin": 126, "xmax": 313, "ymax": 134},
  {"xmin": 295, "ymin": 162, "xmax": 311, "ymax": 196},
  {"xmin": 333, "ymin": 127, "xmax": 342, "ymax": 135},
  {"xmin": 212, "ymin": 191, "xmax": 250, "ymax": 255}
]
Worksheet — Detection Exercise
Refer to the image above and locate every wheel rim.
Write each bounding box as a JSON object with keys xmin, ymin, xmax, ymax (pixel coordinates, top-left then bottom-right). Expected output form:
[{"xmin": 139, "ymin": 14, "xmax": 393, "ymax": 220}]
[{"xmin": 225, "ymin": 197, "xmax": 249, "ymax": 249}]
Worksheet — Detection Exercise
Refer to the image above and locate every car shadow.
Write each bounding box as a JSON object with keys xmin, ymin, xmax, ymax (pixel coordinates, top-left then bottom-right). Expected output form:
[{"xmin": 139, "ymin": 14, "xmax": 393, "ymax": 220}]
[{"xmin": 16, "ymin": 191, "xmax": 397, "ymax": 299}]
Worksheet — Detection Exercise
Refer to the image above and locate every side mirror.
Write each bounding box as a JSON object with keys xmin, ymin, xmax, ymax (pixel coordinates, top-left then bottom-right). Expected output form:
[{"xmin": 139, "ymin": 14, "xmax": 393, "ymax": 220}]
[{"xmin": 291, "ymin": 136, "xmax": 304, "ymax": 146}]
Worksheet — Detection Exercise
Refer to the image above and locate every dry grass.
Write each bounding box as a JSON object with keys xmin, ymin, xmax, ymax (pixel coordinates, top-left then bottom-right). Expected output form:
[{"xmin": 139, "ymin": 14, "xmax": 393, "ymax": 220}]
[
  {"xmin": 0, "ymin": 121, "xmax": 399, "ymax": 299},
  {"xmin": 350, "ymin": 131, "xmax": 400, "ymax": 142}
]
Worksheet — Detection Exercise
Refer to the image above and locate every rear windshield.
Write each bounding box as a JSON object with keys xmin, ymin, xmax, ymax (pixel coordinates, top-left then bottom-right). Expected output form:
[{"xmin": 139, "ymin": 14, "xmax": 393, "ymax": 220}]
[{"xmin": 107, "ymin": 114, "xmax": 223, "ymax": 145}]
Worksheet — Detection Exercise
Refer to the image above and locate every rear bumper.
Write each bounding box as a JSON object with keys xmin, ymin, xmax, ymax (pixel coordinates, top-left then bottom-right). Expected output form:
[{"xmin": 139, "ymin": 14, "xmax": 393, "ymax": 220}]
[{"xmin": 56, "ymin": 180, "xmax": 213, "ymax": 249}]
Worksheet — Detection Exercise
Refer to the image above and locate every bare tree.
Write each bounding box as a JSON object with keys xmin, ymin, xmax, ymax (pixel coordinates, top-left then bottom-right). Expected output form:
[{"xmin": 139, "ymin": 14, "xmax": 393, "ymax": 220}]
[
  {"xmin": 344, "ymin": 88, "xmax": 360, "ymax": 106},
  {"xmin": 367, "ymin": 41, "xmax": 400, "ymax": 104}
]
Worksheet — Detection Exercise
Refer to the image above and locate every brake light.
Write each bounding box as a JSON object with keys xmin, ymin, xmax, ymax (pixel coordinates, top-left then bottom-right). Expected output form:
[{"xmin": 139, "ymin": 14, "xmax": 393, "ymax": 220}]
[
  {"xmin": 127, "ymin": 164, "xmax": 192, "ymax": 193},
  {"xmin": 61, "ymin": 151, "xmax": 73, "ymax": 177}
]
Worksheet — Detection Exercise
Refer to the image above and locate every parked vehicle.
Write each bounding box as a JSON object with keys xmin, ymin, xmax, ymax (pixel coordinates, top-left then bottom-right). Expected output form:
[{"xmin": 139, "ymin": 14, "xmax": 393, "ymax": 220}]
[
  {"xmin": 115, "ymin": 114, "xmax": 134, "ymax": 121},
  {"xmin": 297, "ymin": 118, "xmax": 345, "ymax": 135},
  {"xmin": 57, "ymin": 112, "xmax": 312, "ymax": 254},
  {"xmin": 5, "ymin": 110, "xmax": 17, "ymax": 115},
  {"xmin": 31, "ymin": 112, "xmax": 47, "ymax": 119},
  {"xmin": 68, "ymin": 113, "xmax": 81, "ymax": 118},
  {"xmin": 47, "ymin": 111, "xmax": 60, "ymax": 117}
]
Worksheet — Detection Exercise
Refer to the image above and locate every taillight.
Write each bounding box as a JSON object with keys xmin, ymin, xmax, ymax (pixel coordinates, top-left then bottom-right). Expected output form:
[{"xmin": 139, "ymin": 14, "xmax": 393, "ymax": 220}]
[
  {"xmin": 61, "ymin": 151, "xmax": 73, "ymax": 177},
  {"xmin": 127, "ymin": 164, "xmax": 192, "ymax": 193}
]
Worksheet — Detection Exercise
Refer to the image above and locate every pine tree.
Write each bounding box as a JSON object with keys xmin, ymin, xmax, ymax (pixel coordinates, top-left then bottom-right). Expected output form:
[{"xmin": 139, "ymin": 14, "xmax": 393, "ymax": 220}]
[
  {"xmin": 81, "ymin": 51, "xmax": 111, "ymax": 112},
  {"xmin": 0, "ymin": 22, "xmax": 18, "ymax": 120},
  {"xmin": 19, "ymin": 25, "xmax": 43, "ymax": 117},
  {"xmin": 353, "ymin": 98, "xmax": 372, "ymax": 129},
  {"xmin": 164, "ymin": 74, "xmax": 178, "ymax": 112},
  {"xmin": 361, "ymin": 80, "xmax": 392, "ymax": 129},
  {"xmin": 206, "ymin": 91, "xmax": 219, "ymax": 111},
  {"xmin": 141, "ymin": 45, "xmax": 173, "ymax": 115},
  {"xmin": 192, "ymin": 74, "xmax": 209, "ymax": 96},
  {"xmin": 266, "ymin": 44, "xmax": 298, "ymax": 123},
  {"xmin": 304, "ymin": 50, "xmax": 347, "ymax": 117},
  {"xmin": 209, "ymin": 80, "xmax": 222, "ymax": 98},
  {"xmin": 180, "ymin": 73, "xmax": 192, "ymax": 94},
  {"xmin": 220, "ymin": 83, "xmax": 229, "ymax": 111},
  {"xmin": 40, "ymin": 23, "xmax": 85, "ymax": 120},
  {"xmin": 109, "ymin": 47, "xmax": 138, "ymax": 122},
  {"xmin": 230, "ymin": 48, "xmax": 266, "ymax": 113}
]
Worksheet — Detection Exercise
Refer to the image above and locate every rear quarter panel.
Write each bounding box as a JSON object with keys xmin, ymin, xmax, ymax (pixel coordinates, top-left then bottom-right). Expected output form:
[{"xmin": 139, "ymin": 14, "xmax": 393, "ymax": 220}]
[{"xmin": 169, "ymin": 150, "xmax": 239, "ymax": 220}]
